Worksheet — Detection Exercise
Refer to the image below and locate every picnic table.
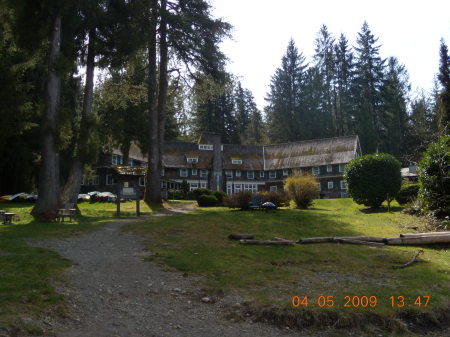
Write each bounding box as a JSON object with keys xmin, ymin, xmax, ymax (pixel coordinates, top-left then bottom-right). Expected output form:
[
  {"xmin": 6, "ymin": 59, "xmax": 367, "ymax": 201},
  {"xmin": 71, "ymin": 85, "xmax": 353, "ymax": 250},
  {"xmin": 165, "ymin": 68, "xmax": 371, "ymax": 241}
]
[{"xmin": 3, "ymin": 212, "xmax": 16, "ymax": 225}]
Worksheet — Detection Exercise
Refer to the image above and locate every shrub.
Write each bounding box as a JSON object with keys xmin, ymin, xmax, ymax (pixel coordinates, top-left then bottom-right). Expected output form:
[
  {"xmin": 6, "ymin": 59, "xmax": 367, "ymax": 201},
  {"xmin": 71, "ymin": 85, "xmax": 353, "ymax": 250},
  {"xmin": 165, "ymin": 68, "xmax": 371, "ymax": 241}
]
[
  {"xmin": 212, "ymin": 190, "xmax": 226, "ymax": 203},
  {"xmin": 418, "ymin": 135, "xmax": 450, "ymax": 218},
  {"xmin": 168, "ymin": 189, "xmax": 184, "ymax": 200},
  {"xmin": 284, "ymin": 174, "xmax": 318, "ymax": 209},
  {"xmin": 192, "ymin": 188, "xmax": 211, "ymax": 199},
  {"xmin": 224, "ymin": 191, "xmax": 252, "ymax": 210},
  {"xmin": 395, "ymin": 184, "xmax": 419, "ymax": 205},
  {"xmin": 197, "ymin": 194, "xmax": 219, "ymax": 207},
  {"xmin": 262, "ymin": 190, "xmax": 290, "ymax": 207},
  {"xmin": 181, "ymin": 180, "xmax": 189, "ymax": 198},
  {"xmin": 344, "ymin": 153, "xmax": 401, "ymax": 208}
]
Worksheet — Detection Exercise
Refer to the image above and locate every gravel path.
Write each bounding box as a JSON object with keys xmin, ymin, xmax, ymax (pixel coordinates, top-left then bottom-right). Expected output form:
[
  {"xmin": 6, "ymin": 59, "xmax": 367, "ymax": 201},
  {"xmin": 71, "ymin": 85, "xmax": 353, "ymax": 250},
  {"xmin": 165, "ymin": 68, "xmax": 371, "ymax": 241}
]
[{"xmin": 34, "ymin": 207, "xmax": 304, "ymax": 337}]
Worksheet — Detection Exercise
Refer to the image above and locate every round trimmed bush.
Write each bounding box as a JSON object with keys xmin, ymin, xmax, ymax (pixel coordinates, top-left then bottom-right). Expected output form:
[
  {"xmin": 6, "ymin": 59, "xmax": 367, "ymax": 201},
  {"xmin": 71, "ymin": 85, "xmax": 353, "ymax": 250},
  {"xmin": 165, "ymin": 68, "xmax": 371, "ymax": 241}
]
[
  {"xmin": 197, "ymin": 194, "xmax": 219, "ymax": 207},
  {"xmin": 418, "ymin": 135, "xmax": 450, "ymax": 218},
  {"xmin": 344, "ymin": 153, "xmax": 401, "ymax": 208},
  {"xmin": 395, "ymin": 184, "xmax": 419, "ymax": 205},
  {"xmin": 192, "ymin": 188, "xmax": 211, "ymax": 199},
  {"xmin": 212, "ymin": 190, "xmax": 226, "ymax": 203}
]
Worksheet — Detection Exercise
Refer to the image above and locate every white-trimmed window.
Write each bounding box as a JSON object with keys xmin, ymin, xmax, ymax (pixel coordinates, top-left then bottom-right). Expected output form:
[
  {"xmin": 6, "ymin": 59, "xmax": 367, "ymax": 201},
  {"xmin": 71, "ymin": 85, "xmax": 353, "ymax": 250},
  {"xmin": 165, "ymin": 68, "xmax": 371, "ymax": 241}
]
[
  {"xmin": 312, "ymin": 166, "xmax": 320, "ymax": 175},
  {"xmin": 328, "ymin": 181, "xmax": 334, "ymax": 189},
  {"xmin": 340, "ymin": 180, "xmax": 346, "ymax": 190},
  {"xmin": 92, "ymin": 175, "xmax": 100, "ymax": 185},
  {"xmin": 247, "ymin": 171, "xmax": 254, "ymax": 179},
  {"xmin": 225, "ymin": 170, "xmax": 233, "ymax": 178},
  {"xmin": 161, "ymin": 168, "xmax": 165, "ymax": 176},
  {"xmin": 243, "ymin": 183, "xmax": 258, "ymax": 192},
  {"xmin": 139, "ymin": 176, "xmax": 145, "ymax": 186},
  {"xmin": 192, "ymin": 168, "xmax": 197, "ymax": 176},
  {"xmin": 232, "ymin": 159, "xmax": 242, "ymax": 165},
  {"xmin": 180, "ymin": 168, "xmax": 188, "ymax": 177},
  {"xmin": 141, "ymin": 161, "xmax": 147, "ymax": 167},
  {"xmin": 269, "ymin": 170, "xmax": 277, "ymax": 179},
  {"xmin": 235, "ymin": 170, "xmax": 241, "ymax": 177},
  {"xmin": 260, "ymin": 171, "xmax": 265, "ymax": 178},
  {"xmin": 227, "ymin": 183, "xmax": 232, "ymax": 195},
  {"xmin": 187, "ymin": 157, "xmax": 198, "ymax": 163},
  {"xmin": 326, "ymin": 165, "xmax": 333, "ymax": 173},
  {"xmin": 106, "ymin": 174, "xmax": 116, "ymax": 185},
  {"xmin": 234, "ymin": 184, "xmax": 242, "ymax": 193},
  {"xmin": 200, "ymin": 182, "xmax": 207, "ymax": 188},
  {"xmin": 270, "ymin": 186, "xmax": 278, "ymax": 191},
  {"xmin": 198, "ymin": 144, "xmax": 213, "ymax": 150},
  {"xmin": 283, "ymin": 169, "xmax": 289, "ymax": 176},
  {"xmin": 200, "ymin": 169, "xmax": 208, "ymax": 178},
  {"xmin": 189, "ymin": 183, "xmax": 198, "ymax": 191},
  {"xmin": 339, "ymin": 164, "xmax": 345, "ymax": 172},
  {"xmin": 112, "ymin": 154, "xmax": 121, "ymax": 165}
]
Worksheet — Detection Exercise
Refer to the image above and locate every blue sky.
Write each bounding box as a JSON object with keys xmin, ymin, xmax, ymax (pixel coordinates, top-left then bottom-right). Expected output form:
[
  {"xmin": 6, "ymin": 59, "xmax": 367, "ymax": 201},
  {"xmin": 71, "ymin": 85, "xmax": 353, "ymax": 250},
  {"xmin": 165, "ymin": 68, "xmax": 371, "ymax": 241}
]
[{"xmin": 211, "ymin": 0, "xmax": 450, "ymax": 110}]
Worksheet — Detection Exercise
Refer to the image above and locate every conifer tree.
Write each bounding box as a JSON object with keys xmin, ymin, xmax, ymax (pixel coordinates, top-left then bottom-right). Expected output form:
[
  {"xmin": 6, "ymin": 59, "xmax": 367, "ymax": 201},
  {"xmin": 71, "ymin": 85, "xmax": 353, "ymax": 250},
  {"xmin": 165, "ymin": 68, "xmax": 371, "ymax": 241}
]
[
  {"xmin": 334, "ymin": 33, "xmax": 355, "ymax": 136},
  {"xmin": 379, "ymin": 57, "xmax": 410, "ymax": 157},
  {"xmin": 353, "ymin": 22, "xmax": 386, "ymax": 153},
  {"xmin": 266, "ymin": 39, "xmax": 307, "ymax": 142},
  {"xmin": 314, "ymin": 25, "xmax": 336, "ymax": 136},
  {"xmin": 437, "ymin": 39, "xmax": 450, "ymax": 134}
]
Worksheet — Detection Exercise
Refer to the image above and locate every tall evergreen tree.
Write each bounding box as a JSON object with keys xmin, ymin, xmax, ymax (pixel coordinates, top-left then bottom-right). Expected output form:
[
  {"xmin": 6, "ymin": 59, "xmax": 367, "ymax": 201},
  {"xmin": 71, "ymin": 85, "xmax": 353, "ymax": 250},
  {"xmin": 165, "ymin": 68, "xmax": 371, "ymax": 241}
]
[
  {"xmin": 192, "ymin": 74, "xmax": 239, "ymax": 144},
  {"xmin": 314, "ymin": 25, "xmax": 336, "ymax": 136},
  {"xmin": 353, "ymin": 22, "xmax": 386, "ymax": 153},
  {"xmin": 405, "ymin": 92, "xmax": 438, "ymax": 161},
  {"xmin": 437, "ymin": 39, "xmax": 450, "ymax": 134},
  {"xmin": 265, "ymin": 39, "xmax": 307, "ymax": 142},
  {"xmin": 379, "ymin": 57, "xmax": 410, "ymax": 157},
  {"xmin": 234, "ymin": 82, "xmax": 250, "ymax": 143},
  {"xmin": 334, "ymin": 33, "xmax": 355, "ymax": 136}
]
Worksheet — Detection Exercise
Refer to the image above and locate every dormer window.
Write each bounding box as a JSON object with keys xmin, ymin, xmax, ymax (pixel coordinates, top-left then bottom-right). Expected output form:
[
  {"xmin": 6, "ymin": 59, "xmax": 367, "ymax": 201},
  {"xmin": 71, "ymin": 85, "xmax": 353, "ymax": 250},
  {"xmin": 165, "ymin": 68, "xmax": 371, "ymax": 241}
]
[
  {"xmin": 232, "ymin": 159, "xmax": 242, "ymax": 165},
  {"xmin": 199, "ymin": 144, "xmax": 213, "ymax": 150},
  {"xmin": 187, "ymin": 157, "xmax": 198, "ymax": 163}
]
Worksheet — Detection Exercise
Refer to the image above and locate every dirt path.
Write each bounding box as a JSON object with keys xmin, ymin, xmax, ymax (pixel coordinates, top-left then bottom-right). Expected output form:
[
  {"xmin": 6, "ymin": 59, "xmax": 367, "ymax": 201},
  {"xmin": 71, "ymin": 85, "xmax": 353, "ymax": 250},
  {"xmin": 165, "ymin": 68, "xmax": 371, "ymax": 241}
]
[{"xmin": 35, "ymin": 205, "xmax": 304, "ymax": 337}]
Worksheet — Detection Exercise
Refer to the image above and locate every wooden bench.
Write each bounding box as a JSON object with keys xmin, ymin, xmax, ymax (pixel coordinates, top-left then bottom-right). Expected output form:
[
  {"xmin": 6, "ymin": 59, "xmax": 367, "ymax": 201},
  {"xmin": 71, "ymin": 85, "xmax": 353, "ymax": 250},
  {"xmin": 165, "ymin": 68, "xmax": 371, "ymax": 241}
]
[{"xmin": 56, "ymin": 203, "xmax": 76, "ymax": 222}]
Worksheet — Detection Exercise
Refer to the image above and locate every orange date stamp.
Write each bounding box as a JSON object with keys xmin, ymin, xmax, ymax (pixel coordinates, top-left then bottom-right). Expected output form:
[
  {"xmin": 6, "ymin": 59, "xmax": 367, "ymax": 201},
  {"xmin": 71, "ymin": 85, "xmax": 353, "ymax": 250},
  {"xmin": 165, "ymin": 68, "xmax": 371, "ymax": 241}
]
[{"xmin": 291, "ymin": 295, "xmax": 430, "ymax": 308}]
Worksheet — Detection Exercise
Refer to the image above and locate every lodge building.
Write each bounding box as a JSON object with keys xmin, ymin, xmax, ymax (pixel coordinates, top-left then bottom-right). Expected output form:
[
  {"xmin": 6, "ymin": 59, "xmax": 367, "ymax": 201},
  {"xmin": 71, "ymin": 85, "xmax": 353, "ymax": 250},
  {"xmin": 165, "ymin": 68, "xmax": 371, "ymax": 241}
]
[{"xmin": 82, "ymin": 133, "xmax": 362, "ymax": 199}]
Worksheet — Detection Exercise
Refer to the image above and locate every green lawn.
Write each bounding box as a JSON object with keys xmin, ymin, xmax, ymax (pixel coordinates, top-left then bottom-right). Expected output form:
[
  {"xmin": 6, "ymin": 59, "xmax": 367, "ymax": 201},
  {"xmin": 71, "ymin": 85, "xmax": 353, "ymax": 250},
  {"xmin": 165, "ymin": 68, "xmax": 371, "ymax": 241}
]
[
  {"xmin": 0, "ymin": 201, "xmax": 154, "ymax": 333},
  {"xmin": 125, "ymin": 199, "xmax": 450, "ymax": 334}
]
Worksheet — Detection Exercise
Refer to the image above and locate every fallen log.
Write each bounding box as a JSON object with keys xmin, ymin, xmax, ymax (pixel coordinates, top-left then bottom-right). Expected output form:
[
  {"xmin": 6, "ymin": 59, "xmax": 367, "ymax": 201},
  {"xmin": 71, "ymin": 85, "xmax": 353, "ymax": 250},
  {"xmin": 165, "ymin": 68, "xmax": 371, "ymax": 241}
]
[
  {"xmin": 298, "ymin": 237, "xmax": 335, "ymax": 244},
  {"xmin": 385, "ymin": 234, "xmax": 450, "ymax": 245},
  {"xmin": 400, "ymin": 231, "xmax": 450, "ymax": 238},
  {"xmin": 229, "ymin": 234, "xmax": 254, "ymax": 240},
  {"xmin": 334, "ymin": 238, "xmax": 385, "ymax": 247},
  {"xmin": 335, "ymin": 236, "xmax": 386, "ymax": 243},
  {"xmin": 393, "ymin": 250, "xmax": 424, "ymax": 269},
  {"xmin": 240, "ymin": 239, "xmax": 295, "ymax": 246}
]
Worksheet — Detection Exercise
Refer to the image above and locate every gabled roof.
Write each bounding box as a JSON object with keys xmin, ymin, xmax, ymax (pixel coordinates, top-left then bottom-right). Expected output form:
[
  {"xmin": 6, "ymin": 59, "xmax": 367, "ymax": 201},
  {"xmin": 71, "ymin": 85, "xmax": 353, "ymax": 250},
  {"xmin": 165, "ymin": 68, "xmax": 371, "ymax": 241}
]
[
  {"xmin": 114, "ymin": 135, "xmax": 360, "ymax": 170},
  {"xmin": 263, "ymin": 136, "xmax": 359, "ymax": 169},
  {"xmin": 162, "ymin": 141, "xmax": 213, "ymax": 169},
  {"xmin": 222, "ymin": 144, "xmax": 264, "ymax": 170}
]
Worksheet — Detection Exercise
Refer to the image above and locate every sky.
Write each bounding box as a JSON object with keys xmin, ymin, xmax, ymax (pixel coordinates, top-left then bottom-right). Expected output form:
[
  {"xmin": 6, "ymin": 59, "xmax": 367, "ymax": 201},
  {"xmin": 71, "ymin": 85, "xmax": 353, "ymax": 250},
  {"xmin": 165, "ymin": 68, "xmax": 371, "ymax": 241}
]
[{"xmin": 210, "ymin": 0, "xmax": 450, "ymax": 110}]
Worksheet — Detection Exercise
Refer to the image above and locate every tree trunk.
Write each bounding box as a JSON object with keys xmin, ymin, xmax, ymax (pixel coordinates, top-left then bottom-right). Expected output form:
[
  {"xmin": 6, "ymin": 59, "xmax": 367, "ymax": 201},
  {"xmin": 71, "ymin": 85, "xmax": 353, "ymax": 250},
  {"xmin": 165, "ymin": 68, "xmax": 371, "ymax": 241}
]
[
  {"xmin": 32, "ymin": 14, "xmax": 62, "ymax": 220},
  {"xmin": 157, "ymin": 0, "xmax": 168, "ymax": 200},
  {"xmin": 121, "ymin": 140, "xmax": 131, "ymax": 166},
  {"xmin": 60, "ymin": 28, "xmax": 96, "ymax": 206},
  {"xmin": 144, "ymin": 0, "xmax": 159, "ymax": 205}
]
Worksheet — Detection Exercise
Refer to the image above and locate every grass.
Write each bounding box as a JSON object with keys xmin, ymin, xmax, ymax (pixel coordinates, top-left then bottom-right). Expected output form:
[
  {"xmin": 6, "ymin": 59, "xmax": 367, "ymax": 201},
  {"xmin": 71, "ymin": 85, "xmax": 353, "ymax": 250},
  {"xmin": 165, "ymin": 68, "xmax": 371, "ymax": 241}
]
[
  {"xmin": 125, "ymin": 199, "xmax": 450, "ymax": 335},
  {"xmin": 0, "ymin": 200, "xmax": 155, "ymax": 333}
]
